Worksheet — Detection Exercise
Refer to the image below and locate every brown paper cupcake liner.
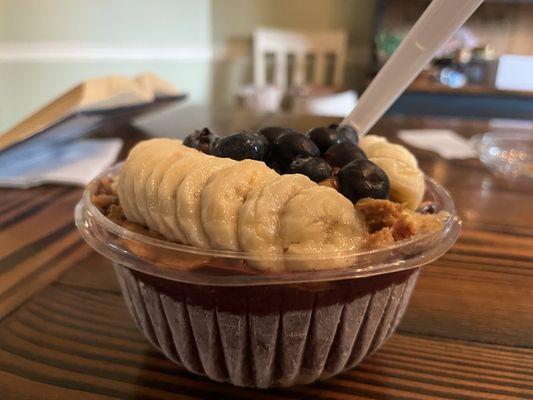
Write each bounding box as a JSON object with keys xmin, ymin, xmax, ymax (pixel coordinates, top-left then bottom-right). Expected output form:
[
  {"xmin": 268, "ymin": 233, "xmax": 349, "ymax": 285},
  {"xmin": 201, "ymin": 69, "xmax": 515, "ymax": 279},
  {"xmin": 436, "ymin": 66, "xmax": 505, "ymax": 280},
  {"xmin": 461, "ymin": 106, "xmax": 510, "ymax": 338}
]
[{"xmin": 114, "ymin": 263, "xmax": 419, "ymax": 388}]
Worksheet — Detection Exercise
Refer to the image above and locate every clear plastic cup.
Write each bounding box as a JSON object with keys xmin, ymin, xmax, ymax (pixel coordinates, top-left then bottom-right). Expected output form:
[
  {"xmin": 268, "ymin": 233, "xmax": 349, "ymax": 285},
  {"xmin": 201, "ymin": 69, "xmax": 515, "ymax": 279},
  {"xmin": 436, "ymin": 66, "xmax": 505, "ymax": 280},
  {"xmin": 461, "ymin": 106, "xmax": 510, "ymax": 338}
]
[
  {"xmin": 75, "ymin": 164, "xmax": 461, "ymax": 388},
  {"xmin": 470, "ymin": 131, "xmax": 533, "ymax": 180}
]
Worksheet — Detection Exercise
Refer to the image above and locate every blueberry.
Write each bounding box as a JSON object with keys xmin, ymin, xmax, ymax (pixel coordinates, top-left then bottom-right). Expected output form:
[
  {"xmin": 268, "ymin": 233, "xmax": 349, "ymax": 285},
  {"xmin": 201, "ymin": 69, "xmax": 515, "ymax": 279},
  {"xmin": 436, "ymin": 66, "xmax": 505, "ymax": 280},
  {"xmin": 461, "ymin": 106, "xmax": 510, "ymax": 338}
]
[
  {"xmin": 306, "ymin": 123, "xmax": 359, "ymax": 154},
  {"xmin": 338, "ymin": 159, "xmax": 389, "ymax": 202},
  {"xmin": 212, "ymin": 130, "xmax": 268, "ymax": 161},
  {"xmin": 286, "ymin": 157, "xmax": 332, "ymax": 182},
  {"xmin": 183, "ymin": 128, "xmax": 219, "ymax": 153},
  {"xmin": 258, "ymin": 126, "xmax": 296, "ymax": 143},
  {"xmin": 270, "ymin": 132, "xmax": 320, "ymax": 164},
  {"xmin": 323, "ymin": 143, "xmax": 367, "ymax": 168},
  {"xmin": 336, "ymin": 124, "xmax": 359, "ymax": 146},
  {"xmin": 306, "ymin": 125, "xmax": 339, "ymax": 154}
]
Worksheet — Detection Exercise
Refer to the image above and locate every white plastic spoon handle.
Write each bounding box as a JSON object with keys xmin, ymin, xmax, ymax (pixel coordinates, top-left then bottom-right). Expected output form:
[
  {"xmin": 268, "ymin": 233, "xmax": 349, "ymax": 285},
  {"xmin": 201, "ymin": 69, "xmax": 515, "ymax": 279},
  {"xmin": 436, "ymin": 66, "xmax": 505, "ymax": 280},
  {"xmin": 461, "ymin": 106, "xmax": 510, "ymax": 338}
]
[{"xmin": 342, "ymin": 0, "xmax": 483, "ymax": 136}]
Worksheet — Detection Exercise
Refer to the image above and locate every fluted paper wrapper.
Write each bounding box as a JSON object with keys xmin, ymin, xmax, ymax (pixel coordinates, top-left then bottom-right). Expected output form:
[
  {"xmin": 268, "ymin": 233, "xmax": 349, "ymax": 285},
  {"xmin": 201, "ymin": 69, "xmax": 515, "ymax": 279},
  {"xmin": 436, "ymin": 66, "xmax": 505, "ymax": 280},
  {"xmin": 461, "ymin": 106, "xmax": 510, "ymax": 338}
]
[{"xmin": 114, "ymin": 264, "xmax": 419, "ymax": 388}]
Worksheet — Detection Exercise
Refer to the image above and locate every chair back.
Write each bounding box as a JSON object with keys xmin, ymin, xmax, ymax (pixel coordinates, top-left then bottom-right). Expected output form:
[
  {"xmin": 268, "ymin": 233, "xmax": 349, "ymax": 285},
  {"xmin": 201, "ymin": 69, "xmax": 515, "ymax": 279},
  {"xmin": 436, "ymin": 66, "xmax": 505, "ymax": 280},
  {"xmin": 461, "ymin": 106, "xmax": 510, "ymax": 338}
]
[{"xmin": 253, "ymin": 28, "xmax": 347, "ymax": 90}]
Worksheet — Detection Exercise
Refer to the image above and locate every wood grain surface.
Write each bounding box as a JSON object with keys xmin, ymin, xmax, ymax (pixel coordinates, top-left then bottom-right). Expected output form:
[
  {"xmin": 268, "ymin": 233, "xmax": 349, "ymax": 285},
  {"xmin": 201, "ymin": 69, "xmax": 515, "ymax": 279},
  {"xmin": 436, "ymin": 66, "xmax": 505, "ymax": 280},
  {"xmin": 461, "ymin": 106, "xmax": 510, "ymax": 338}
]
[
  {"xmin": 0, "ymin": 282, "xmax": 532, "ymax": 400},
  {"xmin": 0, "ymin": 106, "xmax": 532, "ymax": 399}
]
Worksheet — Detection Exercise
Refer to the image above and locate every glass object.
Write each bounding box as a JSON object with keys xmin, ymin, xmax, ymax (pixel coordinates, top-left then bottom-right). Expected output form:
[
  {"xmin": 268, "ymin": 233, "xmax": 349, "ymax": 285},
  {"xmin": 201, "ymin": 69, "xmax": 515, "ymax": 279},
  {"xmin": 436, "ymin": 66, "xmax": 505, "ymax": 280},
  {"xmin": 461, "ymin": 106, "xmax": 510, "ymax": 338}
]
[{"xmin": 471, "ymin": 131, "xmax": 533, "ymax": 180}]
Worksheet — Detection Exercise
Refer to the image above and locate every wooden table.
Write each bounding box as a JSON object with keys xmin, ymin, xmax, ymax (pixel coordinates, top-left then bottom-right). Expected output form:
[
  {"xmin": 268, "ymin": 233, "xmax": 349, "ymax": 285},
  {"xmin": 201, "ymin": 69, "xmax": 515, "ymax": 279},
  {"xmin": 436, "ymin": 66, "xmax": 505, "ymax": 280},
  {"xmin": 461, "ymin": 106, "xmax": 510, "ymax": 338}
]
[{"xmin": 1, "ymin": 106, "xmax": 532, "ymax": 399}]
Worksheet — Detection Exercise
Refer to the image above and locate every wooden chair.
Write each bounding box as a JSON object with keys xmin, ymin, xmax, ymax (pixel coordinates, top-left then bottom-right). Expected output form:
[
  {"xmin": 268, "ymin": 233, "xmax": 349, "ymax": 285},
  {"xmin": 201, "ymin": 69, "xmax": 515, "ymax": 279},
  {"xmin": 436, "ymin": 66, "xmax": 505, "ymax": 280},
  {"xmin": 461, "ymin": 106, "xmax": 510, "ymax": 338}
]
[
  {"xmin": 253, "ymin": 28, "xmax": 348, "ymax": 90},
  {"xmin": 252, "ymin": 28, "xmax": 356, "ymax": 116}
]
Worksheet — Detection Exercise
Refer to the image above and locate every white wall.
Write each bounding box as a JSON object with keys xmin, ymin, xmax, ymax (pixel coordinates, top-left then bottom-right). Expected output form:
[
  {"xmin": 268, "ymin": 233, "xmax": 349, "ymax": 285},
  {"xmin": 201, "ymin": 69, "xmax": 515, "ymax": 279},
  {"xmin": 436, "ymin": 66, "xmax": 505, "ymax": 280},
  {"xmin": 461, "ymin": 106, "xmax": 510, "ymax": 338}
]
[
  {"xmin": 0, "ymin": 0, "xmax": 376, "ymax": 133},
  {"xmin": 0, "ymin": 0, "xmax": 213, "ymax": 132}
]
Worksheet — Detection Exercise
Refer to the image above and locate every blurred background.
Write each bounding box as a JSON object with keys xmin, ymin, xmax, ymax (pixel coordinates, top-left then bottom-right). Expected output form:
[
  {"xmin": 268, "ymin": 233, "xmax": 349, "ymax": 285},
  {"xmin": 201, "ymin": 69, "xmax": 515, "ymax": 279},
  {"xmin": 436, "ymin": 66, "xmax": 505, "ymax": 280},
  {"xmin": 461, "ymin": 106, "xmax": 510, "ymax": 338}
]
[{"xmin": 1, "ymin": 0, "xmax": 533, "ymax": 135}]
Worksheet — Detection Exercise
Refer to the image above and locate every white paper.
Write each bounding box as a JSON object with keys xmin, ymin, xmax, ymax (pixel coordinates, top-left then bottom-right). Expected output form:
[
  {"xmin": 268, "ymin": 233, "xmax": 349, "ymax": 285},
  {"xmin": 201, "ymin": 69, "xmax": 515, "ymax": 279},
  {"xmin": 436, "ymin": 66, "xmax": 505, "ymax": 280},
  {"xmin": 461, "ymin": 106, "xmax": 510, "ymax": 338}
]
[
  {"xmin": 397, "ymin": 129, "xmax": 476, "ymax": 160},
  {"xmin": 495, "ymin": 55, "xmax": 533, "ymax": 92},
  {"xmin": 0, "ymin": 138, "xmax": 122, "ymax": 188},
  {"xmin": 489, "ymin": 118, "xmax": 533, "ymax": 131}
]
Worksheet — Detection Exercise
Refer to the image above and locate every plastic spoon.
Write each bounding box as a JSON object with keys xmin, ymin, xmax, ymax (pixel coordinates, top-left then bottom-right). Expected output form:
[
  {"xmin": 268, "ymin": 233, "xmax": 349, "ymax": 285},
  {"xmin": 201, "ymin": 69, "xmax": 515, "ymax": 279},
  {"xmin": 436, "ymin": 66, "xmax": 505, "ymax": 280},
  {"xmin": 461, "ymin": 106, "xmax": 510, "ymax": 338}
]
[{"xmin": 342, "ymin": 0, "xmax": 483, "ymax": 136}]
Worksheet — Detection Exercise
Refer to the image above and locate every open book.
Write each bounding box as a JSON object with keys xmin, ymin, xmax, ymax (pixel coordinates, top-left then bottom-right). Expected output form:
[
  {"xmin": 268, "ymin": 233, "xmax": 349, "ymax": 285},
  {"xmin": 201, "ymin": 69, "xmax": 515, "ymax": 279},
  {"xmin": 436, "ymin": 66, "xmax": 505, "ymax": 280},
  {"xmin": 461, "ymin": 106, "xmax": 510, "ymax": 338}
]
[{"xmin": 0, "ymin": 72, "xmax": 184, "ymax": 154}]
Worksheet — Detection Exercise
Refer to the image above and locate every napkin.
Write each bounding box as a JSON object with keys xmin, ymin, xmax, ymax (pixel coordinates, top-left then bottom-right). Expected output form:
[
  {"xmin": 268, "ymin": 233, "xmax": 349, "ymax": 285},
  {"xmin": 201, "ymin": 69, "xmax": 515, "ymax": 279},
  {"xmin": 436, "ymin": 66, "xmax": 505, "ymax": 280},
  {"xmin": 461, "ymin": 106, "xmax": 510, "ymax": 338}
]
[
  {"xmin": 0, "ymin": 138, "xmax": 122, "ymax": 188},
  {"xmin": 397, "ymin": 129, "xmax": 476, "ymax": 159}
]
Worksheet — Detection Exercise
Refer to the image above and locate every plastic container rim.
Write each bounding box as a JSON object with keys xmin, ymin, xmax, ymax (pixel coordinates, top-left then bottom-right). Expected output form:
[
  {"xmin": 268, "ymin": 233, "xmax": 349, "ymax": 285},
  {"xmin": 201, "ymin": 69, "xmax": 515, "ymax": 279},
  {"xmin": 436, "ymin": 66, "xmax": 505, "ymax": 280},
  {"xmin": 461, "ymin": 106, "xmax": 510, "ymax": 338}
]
[{"xmin": 74, "ymin": 163, "xmax": 462, "ymax": 286}]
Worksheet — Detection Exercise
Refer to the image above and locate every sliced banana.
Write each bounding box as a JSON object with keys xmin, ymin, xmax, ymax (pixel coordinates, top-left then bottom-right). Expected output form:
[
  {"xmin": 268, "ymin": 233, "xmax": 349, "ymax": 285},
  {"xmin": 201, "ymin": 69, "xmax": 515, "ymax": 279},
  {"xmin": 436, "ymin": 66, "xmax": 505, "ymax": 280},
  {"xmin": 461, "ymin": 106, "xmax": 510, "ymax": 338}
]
[
  {"xmin": 370, "ymin": 157, "xmax": 424, "ymax": 210},
  {"xmin": 145, "ymin": 145, "xmax": 199, "ymax": 233},
  {"xmin": 365, "ymin": 141, "xmax": 418, "ymax": 168},
  {"xmin": 118, "ymin": 140, "xmax": 158, "ymax": 222},
  {"xmin": 359, "ymin": 135, "xmax": 425, "ymax": 209},
  {"xmin": 176, "ymin": 156, "xmax": 237, "ymax": 248},
  {"xmin": 359, "ymin": 135, "xmax": 388, "ymax": 152},
  {"xmin": 127, "ymin": 138, "xmax": 181, "ymax": 161},
  {"xmin": 115, "ymin": 136, "xmax": 427, "ymax": 272},
  {"xmin": 238, "ymin": 174, "xmax": 315, "ymax": 270},
  {"xmin": 156, "ymin": 152, "xmax": 205, "ymax": 242},
  {"xmin": 118, "ymin": 139, "xmax": 181, "ymax": 223},
  {"xmin": 133, "ymin": 145, "xmax": 185, "ymax": 226},
  {"xmin": 201, "ymin": 160, "xmax": 278, "ymax": 251},
  {"xmin": 280, "ymin": 186, "xmax": 366, "ymax": 270}
]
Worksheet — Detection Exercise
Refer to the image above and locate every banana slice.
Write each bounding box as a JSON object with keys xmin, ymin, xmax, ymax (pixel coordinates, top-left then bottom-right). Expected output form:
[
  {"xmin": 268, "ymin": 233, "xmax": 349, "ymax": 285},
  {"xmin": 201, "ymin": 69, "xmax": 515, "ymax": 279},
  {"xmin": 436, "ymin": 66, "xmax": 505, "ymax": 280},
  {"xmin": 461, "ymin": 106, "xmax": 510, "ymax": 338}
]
[
  {"xmin": 359, "ymin": 135, "xmax": 424, "ymax": 209},
  {"xmin": 118, "ymin": 139, "xmax": 181, "ymax": 223},
  {"xmin": 201, "ymin": 160, "xmax": 278, "ymax": 251},
  {"xmin": 280, "ymin": 186, "xmax": 366, "ymax": 270},
  {"xmin": 238, "ymin": 174, "xmax": 315, "ymax": 270},
  {"xmin": 145, "ymin": 145, "xmax": 199, "ymax": 233},
  {"xmin": 118, "ymin": 140, "xmax": 159, "ymax": 222},
  {"xmin": 133, "ymin": 145, "xmax": 185, "ymax": 226},
  {"xmin": 365, "ymin": 141, "xmax": 418, "ymax": 168},
  {"xmin": 156, "ymin": 152, "xmax": 206, "ymax": 242},
  {"xmin": 370, "ymin": 157, "xmax": 424, "ymax": 210},
  {"xmin": 127, "ymin": 138, "xmax": 181, "ymax": 161},
  {"xmin": 176, "ymin": 155, "xmax": 237, "ymax": 248},
  {"xmin": 359, "ymin": 135, "xmax": 388, "ymax": 153}
]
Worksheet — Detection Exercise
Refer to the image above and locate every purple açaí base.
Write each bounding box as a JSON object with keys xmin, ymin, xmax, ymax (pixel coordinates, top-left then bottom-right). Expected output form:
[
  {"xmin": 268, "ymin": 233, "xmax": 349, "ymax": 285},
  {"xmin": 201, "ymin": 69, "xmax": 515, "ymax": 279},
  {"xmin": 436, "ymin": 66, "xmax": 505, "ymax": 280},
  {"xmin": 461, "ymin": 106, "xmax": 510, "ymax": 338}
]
[{"xmin": 114, "ymin": 263, "xmax": 419, "ymax": 388}]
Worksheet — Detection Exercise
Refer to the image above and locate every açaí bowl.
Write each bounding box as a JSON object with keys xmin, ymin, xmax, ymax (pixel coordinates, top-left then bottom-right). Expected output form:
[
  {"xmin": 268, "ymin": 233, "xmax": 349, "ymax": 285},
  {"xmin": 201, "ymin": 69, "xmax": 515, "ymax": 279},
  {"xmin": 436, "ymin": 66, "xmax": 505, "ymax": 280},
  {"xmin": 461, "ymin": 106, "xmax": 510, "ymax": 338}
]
[{"xmin": 75, "ymin": 163, "xmax": 461, "ymax": 388}]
